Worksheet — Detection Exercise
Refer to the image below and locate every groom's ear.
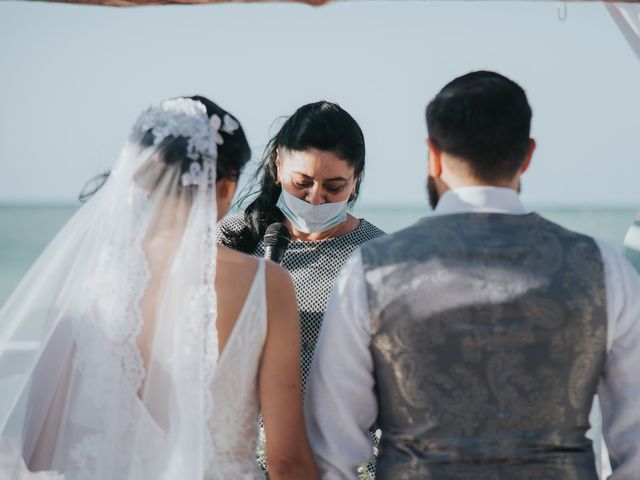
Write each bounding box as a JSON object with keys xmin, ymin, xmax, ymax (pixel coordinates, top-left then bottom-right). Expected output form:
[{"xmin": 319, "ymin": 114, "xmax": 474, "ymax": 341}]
[
  {"xmin": 519, "ymin": 138, "xmax": 536, "ymax": 175},
  {"xmin": 427, "ymin": 139, "xmax": 443, "ymax": 178}
]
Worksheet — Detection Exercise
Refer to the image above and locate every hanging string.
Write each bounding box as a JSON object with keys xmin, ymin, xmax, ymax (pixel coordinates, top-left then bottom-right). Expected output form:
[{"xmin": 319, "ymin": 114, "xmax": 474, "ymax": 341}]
[
  {"xmin": 557, "ymin": 0, "xmax": 568, "ymax": 22},
  {"xmin": 79, "ymin": 170, "xmax": 111, "ymax": 202}
]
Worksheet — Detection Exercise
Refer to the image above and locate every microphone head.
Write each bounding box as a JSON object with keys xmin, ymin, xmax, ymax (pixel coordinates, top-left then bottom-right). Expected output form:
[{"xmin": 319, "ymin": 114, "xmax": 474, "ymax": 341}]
[{"xmin": 264, "ymin": 222, "xmax": 291, "ymax": 250}]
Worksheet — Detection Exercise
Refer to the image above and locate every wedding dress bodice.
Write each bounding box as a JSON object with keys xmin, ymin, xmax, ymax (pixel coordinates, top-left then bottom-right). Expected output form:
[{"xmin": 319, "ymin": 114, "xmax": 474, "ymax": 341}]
[{"xmin": 206, "ymin": 259, "xmax": 267, "ymax": 479}]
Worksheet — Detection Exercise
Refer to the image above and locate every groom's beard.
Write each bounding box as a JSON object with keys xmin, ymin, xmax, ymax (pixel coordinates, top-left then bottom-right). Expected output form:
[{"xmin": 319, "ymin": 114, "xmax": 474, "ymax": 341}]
[{"xmin": 426, "ymin": 175, "xmax": 440, "ymax": 210}]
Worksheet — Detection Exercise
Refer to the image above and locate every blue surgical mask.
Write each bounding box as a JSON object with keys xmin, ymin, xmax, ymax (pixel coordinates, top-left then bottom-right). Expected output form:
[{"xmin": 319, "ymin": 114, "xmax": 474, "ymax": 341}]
[{"xmin": 276, "ymin": 188, "xmax": 349, "ymax": 234}]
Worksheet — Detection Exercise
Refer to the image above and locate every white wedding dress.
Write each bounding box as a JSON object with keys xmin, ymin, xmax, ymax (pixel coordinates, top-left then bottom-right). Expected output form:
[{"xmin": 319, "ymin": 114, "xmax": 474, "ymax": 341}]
[
  {"xmin": 0, "ymin": 98, "xmax": 267, "ymax": 479},
  {"xmin": 207, "ymin": 259, "xmax": 267, "ymax": 480}
]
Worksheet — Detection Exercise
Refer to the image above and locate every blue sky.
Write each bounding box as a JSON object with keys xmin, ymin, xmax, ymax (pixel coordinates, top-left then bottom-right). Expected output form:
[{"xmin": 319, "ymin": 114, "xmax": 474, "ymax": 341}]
[{"xmin": 1, "ymin": 0, "xmax": 639, "ymax": 207}]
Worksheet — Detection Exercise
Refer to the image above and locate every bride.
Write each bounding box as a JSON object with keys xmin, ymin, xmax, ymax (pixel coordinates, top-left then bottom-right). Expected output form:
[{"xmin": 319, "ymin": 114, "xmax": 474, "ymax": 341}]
[{"xmin": 0, "ymin": 96, "xmax": 320, "ymax": 479}]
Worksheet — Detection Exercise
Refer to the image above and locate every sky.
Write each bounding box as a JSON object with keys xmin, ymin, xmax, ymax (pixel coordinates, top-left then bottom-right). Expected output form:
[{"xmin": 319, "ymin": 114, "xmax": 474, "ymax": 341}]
[{"xmin": 0, "ymin": 0, "xmax": 639, "ymax": 208}]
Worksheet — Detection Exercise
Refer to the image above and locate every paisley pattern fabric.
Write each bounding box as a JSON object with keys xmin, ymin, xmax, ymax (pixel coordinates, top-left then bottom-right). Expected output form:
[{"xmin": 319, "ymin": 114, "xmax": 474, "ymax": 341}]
[{"xmin": 360, "ymin": 213, "xmax": 607, "ymax": 480}]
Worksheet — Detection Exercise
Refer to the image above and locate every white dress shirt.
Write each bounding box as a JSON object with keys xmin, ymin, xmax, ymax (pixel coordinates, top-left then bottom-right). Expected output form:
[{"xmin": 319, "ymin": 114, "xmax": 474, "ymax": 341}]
[
  {"xmin": 623, "ymin": 212, "xmax": 640, "ymax": 273},
  {"xmin": 305, "ymin": 186, "xmax": 640, "ymax": 480}
]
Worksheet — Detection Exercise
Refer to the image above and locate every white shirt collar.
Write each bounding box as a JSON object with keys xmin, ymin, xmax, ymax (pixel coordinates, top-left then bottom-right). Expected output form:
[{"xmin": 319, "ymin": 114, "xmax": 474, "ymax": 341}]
[{"xmin": 433, "ymin": 186, "xmax": 530, "ymax": 216}]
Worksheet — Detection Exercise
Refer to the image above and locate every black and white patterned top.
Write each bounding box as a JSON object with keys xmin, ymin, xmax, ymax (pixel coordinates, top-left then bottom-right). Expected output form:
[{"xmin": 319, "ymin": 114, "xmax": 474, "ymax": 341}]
[{"xmin": 218, "ymin": 213, "xmax": 385, "ymax": 391}]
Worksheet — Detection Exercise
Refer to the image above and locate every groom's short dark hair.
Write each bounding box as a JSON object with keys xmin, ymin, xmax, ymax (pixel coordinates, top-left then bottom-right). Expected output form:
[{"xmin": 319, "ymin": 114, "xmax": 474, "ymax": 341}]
[{"xmin": 426, "ymin": 71, "xmax": 532, "ymax": 182}]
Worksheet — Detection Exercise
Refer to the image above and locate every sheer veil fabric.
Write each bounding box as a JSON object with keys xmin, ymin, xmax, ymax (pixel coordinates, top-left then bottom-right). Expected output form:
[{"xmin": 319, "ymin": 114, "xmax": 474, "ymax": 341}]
[{"xmin": 0, "ymin": 98, "xmax": 221, "ymax": 479}]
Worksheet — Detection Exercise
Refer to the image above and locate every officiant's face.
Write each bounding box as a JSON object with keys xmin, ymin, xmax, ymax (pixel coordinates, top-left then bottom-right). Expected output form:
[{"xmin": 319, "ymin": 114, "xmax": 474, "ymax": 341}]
[{"xmin": 276, "ymin": 149, "xmax": 357, "ymax": 205}]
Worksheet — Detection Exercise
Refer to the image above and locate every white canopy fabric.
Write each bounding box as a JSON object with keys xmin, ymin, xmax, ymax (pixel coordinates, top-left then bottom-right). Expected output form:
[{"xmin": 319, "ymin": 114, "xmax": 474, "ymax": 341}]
[
  {"xmin": 45, "ymin": 0, "xmax": 640, "ymax": 7},
  {"xmin": 608, "ymin": 3, "xmax": 640, "ymax": 59}
]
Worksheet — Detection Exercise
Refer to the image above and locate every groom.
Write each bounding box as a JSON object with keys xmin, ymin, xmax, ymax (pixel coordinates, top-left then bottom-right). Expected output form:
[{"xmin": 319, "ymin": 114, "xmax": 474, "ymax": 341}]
[{"xmin": 305, "ymin": 71, "xmax": 640, "ymax": 479}]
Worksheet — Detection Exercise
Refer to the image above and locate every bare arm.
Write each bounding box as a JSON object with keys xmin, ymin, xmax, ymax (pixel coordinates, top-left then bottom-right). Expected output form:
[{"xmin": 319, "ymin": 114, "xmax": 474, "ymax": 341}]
[{"xmin": 259, "ymin": 261, "xmax": 320, "ymax": 480}]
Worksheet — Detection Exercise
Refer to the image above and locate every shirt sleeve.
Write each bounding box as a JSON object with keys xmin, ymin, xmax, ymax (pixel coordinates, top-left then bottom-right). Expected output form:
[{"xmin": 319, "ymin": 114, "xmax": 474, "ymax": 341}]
[
  {"xmin": 623, "ymin": 215, "xmax": 640, "ymax": 273},
  {"xmin": 304, "ymin": 249, "xmax": 377, "ymax": 480},
  {"xmin": 596, "ymin": 240, "xmax": 640, "ymax": 479},
  {"xmin": 215, "ymin": 213, "xmax": 244, "ymax": 246}
]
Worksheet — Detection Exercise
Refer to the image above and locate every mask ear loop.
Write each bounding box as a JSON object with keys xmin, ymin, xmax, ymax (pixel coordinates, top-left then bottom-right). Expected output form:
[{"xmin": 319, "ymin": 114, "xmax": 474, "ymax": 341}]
[
  {"xmin": 349, "ymin": 175, "xmax": 361, "ymax": 203},
  {"xmin": 274, "ymin": 149, "xmax": 282, "ymax": 186}
]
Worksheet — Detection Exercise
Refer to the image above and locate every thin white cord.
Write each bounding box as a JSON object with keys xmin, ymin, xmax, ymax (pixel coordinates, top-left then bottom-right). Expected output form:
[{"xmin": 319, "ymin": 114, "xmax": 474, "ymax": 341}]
[{"xmin": 557, "ymin": 0, "xmax": 568, "ymax": 22}]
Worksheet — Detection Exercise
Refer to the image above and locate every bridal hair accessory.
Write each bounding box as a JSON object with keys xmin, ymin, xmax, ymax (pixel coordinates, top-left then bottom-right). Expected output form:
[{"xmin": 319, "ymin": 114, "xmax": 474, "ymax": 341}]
[
  {"xmin": 183, "ymin": 112, "xmax": 241, "ymax": 187},
  {"xmin": 221, "ymin": 114, "xmax": 240, "ymax": 134},
  {"xmin": 132, "ymin": 98, "xmax": 241, "ymax": 188},
  {"xmin": 131, "ymin": 97, "xmax": 218, "ymax": 161},
  {"xmin": 210, "ymin": 113, "xmax": 240, "ymax": 144},
  {"xmin": 181, "ymin": 160, "xmax": 204, "ymax": 187}
]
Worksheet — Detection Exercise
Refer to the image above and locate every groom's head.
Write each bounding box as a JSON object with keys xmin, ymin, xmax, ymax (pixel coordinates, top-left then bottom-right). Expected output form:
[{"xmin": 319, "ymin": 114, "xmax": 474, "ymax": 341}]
[{"xmin": 425, "ymin": 71, "xmax": 535, "ymax": 208}]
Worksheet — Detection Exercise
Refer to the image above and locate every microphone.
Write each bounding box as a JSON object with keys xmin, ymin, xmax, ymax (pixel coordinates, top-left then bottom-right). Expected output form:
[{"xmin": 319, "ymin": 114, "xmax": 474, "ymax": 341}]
[{"xmin": 263, "ymin": 223, "xmax": 291, "ymax": 264}]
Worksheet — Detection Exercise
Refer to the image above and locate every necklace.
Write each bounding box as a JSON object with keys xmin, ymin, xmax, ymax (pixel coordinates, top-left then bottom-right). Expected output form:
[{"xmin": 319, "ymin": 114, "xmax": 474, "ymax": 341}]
[
  {"xmin": 306, "ymin": 232, "xmax": 336, "ymax": 252},
  {"xmin": 294, "ymin": 216, "xmax": 358, "ymax": 252}
]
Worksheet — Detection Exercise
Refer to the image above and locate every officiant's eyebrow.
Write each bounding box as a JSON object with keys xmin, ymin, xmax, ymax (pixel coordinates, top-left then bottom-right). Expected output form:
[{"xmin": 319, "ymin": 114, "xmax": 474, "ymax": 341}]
[{"xmin": 294, "ymin": 172, "xmax": 349, "ymax": 182}]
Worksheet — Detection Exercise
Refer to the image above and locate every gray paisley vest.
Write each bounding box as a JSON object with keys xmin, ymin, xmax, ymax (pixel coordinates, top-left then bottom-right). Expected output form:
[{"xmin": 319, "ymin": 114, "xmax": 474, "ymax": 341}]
[{"xmin": 360, "ymin": 213, "xmax": 607, "ymax": 480}]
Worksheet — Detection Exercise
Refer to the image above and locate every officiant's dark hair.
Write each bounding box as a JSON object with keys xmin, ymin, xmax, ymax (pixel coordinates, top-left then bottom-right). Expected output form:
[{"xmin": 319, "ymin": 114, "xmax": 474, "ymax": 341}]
[
  {"xmin": 426, "ymin": 71, "xmax": 532, "ymax": 182},
  {"xmin": 222, "ymin": 101, "xmax": 366, "ymax": 253}
]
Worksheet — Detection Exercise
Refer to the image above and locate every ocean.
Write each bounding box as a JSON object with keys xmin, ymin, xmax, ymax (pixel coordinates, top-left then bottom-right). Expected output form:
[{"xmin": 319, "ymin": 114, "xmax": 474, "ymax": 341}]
[
  {"xmin": 0, "ymin": 202, "xmax": 632, "ymax": 476},
  {"xmin": 0, "ymin": 203, "xmax": 637, "ymax": 307}
]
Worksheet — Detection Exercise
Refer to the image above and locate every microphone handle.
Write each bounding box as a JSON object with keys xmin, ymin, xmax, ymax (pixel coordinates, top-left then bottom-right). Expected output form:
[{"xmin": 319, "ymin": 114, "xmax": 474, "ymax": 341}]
[{"xmin": 264, "ymin": 246, "xmax": 285, "ymax": 264}]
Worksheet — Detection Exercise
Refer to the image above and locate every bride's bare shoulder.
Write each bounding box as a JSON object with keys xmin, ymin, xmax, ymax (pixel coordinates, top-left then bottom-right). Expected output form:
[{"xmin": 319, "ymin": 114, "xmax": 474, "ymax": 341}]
[
  {"xmin": 216, "ymin": 245, "xmax": 258, "ymax": 277},
  {"xmin": 216, "ymin": 246, "xmax": 292, "ymax": 290},
  {"xmin": 264, "ymin": 260, "xmax": 294, "ymax": 291}
]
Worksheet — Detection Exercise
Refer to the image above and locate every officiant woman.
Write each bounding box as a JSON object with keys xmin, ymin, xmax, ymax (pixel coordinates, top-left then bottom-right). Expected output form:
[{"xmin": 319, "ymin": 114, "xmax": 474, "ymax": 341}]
[{"xmin": 219, "ymin": 101, "xmax": 384, "ymax": 393}]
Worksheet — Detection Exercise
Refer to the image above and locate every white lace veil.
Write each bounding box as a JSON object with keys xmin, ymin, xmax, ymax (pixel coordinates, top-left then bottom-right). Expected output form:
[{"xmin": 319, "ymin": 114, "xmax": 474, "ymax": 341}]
[{"xmin": 0, "ymin": 98, "xmax": 226, "ymax": 479}]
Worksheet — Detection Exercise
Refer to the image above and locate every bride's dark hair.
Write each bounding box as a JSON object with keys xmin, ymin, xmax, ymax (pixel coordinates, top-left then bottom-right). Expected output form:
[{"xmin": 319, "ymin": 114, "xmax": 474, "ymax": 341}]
[
  {"xmin": 79, "ymin": 95, "xmax": 251, "ymax": 202},
  {"xmin": 222, "ymin": 100, "xmax": 365, "ymax": 253}
]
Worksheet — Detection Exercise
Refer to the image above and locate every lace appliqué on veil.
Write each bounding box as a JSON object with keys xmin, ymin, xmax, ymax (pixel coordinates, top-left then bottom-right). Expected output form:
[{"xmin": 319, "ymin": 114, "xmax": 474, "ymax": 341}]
[
  {"xmin": 71, "ymin": 187, "xmax": 153, "ymax": 479},
  {"xmin": 132, "ymin": 98, "xmax": 217, "ymax": 162}
]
